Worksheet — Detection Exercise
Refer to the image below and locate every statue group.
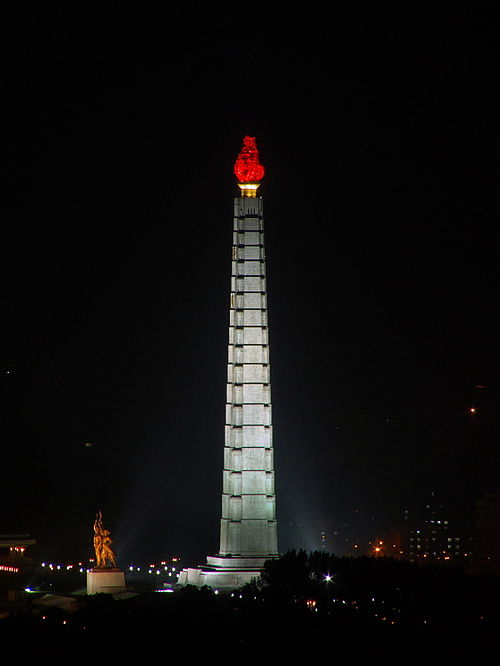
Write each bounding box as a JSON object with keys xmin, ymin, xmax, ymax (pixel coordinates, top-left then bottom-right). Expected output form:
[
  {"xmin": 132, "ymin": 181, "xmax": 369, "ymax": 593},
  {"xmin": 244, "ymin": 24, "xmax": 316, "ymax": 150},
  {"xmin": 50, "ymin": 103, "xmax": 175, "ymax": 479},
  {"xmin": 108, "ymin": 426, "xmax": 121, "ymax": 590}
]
[{"xmin": 93, "ymin": 510, "xmax": 117, "ymax": 568}]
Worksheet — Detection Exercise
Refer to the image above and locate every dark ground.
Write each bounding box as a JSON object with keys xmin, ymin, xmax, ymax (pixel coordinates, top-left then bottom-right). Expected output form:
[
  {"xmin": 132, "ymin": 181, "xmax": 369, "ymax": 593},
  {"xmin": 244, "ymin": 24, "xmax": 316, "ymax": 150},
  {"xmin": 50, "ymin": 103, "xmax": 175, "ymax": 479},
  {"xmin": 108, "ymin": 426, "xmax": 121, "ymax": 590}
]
[{"xmin": 1, "ymin": 552, "xmax": 498, "ymax": 656}]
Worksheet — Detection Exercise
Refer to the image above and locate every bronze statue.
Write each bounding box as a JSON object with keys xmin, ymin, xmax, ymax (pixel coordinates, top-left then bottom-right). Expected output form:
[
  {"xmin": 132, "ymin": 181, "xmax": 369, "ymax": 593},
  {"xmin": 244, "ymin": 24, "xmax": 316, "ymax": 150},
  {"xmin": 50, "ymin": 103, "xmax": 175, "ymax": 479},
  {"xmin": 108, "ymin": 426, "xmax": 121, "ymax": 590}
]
[{"xmin": 93, "ymin": 510, "xmax": 117, "ymax": 568}]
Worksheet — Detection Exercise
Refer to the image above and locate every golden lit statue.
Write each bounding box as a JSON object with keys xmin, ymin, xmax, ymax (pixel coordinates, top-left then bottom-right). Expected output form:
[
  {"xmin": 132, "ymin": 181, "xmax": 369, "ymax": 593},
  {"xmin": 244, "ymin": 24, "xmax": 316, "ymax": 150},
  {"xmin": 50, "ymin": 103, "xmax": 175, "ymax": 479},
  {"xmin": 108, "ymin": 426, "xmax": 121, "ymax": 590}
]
[{"xmin": 93, "ymin": 510, "xmax": 117, "ymax": 568}]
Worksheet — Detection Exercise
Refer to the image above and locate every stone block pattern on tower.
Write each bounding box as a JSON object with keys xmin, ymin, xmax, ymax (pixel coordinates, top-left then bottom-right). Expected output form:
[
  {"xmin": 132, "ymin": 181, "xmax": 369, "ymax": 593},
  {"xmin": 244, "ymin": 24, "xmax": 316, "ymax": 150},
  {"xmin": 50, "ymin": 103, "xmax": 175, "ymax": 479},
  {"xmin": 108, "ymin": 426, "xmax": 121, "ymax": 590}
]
[{"xmin": 219, "ymin": 196, "xmax": 278, "ymax": 557}]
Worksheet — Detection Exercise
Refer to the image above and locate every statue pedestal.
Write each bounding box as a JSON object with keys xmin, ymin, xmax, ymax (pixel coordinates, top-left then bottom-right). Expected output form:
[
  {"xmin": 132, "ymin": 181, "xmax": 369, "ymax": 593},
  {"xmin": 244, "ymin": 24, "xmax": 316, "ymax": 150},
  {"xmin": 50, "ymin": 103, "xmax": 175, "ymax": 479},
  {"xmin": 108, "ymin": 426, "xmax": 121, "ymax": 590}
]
[{"xmin": 86, "ymin": 568, "xmax": 126, "ymax": 595}]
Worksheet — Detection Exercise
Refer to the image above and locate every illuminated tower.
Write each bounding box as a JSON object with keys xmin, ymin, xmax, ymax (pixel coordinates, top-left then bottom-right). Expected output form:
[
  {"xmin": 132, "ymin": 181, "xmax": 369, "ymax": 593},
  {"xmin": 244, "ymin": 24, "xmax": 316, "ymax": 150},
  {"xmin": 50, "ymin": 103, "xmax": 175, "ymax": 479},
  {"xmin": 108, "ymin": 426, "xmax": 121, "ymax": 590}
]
[{"xmin": 178, "ymin": 137, "xmax": 278, "ymax": 588}]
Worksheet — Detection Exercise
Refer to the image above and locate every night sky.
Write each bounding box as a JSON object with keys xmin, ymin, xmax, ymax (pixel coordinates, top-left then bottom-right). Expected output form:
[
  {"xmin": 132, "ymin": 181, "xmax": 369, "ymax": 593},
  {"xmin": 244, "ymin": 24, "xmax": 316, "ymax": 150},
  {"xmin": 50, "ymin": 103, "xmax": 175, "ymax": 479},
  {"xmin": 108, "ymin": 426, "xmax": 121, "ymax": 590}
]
[{"xmin": 2, "ymin": 8, "xmax": 498, "ymax": 564}]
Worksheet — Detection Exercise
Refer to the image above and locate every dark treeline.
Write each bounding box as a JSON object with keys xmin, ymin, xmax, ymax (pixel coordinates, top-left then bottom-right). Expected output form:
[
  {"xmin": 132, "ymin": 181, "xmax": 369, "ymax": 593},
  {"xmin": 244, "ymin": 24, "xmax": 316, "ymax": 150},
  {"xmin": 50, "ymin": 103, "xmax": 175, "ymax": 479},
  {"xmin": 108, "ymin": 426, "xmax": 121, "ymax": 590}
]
[{"xmin": 252, "ymin": 550, "xmax": 499, "ymax": 624}]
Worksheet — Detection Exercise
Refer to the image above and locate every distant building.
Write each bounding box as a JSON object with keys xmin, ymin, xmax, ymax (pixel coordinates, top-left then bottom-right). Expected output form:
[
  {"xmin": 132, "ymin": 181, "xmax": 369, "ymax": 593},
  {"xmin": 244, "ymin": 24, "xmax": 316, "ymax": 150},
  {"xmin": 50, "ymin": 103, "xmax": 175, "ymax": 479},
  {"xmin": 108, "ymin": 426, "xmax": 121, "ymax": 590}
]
[
  {"xmin": 0, "ymin": 533, "xmax": 36, "ymax": 603},
  {"xmin": 0, "ymin": 532, "xmax": 36, "ymax": 568},
  {"xmin": 404, "ymin": 494, "xmax": 472, "ymax": 567},
  {"xmin": 472, "ymin": 491, "xmax": 500, "ymax": 575}
]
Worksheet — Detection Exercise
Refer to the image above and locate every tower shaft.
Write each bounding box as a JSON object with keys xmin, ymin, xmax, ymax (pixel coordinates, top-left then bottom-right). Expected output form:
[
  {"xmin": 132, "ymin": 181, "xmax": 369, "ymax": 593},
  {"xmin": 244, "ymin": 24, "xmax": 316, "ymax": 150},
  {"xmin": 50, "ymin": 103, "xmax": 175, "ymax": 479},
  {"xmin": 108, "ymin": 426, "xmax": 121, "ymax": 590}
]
[{"xmin": 219, "ymin": 195, "xmax": 277, "ymax": 557}]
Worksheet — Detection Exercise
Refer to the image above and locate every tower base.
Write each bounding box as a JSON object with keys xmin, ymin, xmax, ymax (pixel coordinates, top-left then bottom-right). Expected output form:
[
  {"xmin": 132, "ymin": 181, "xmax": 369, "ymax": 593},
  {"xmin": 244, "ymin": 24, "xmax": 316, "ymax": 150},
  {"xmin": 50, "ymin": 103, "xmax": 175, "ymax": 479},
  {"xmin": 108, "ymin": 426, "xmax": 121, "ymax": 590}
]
[
  {"xmin": 177, "ymin": 554, "xmax": 277, "ymax": 590},
  {"xmin": 86, "ymin": 568, "xmax": 127, "ymax": 595}
]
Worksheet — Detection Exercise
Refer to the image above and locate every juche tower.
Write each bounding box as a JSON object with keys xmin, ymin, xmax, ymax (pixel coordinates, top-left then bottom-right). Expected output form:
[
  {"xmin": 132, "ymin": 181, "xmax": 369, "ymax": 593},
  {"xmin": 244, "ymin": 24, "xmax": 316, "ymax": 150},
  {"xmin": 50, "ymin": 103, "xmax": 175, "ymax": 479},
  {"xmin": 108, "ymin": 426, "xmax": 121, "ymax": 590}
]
[{"xmin": 178, "ymin": 137, "xmax": 278, "ymax": 588}]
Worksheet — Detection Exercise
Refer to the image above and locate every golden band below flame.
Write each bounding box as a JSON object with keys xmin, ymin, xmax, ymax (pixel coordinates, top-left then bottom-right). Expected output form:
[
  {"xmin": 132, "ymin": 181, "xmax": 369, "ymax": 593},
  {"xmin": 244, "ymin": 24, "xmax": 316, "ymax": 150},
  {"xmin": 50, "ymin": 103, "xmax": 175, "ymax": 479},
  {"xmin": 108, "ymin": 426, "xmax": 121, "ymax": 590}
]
[{"xmin": 237, "ymin": 182, "xmax": 260, "ymax": 198}]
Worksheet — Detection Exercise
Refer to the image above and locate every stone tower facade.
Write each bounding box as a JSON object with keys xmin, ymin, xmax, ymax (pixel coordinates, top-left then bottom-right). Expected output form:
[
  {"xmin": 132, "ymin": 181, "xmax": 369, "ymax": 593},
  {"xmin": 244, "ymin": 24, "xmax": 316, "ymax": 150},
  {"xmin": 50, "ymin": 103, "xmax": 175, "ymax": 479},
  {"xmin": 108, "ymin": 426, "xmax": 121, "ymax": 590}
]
[
  {"xmin": 177, "ymin": 137, "xmax": 278, "ymax": 588},
  {"xmin": 219, "ymin": 192, "xmax": 277, "ymax": 558}
]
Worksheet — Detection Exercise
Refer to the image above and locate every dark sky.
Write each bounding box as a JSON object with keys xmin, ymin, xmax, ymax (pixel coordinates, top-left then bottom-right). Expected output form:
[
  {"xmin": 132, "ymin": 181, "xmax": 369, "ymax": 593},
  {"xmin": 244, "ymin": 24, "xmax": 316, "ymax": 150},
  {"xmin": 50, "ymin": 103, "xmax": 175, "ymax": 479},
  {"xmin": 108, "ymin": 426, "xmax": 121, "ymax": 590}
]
[{"xmin": 2, "ymin": 7, "xmax": 498, "ymax": 564}]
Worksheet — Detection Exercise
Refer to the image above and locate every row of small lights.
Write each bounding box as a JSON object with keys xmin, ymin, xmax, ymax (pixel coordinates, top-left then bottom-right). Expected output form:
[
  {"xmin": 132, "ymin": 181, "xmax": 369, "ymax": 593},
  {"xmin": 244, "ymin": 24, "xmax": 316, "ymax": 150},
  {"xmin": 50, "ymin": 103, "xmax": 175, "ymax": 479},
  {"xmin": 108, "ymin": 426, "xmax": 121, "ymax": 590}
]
[
  {"xmin": 40, "ymin": 558, "xmax": 180, "ymax": 576},
  {"xmin": 128, "ymin": 562, "xmax": 178, "ymax": 576}
]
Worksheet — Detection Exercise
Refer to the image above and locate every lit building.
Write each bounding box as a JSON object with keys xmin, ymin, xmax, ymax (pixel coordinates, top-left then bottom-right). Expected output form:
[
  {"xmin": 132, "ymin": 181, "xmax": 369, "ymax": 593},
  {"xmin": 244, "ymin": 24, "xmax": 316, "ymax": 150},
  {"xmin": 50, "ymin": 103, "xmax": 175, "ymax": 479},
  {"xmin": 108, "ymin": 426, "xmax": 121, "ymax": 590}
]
[
  {"xmin": 405, "ymin": 494, "xmax": 471, "ymax": 566},
  {"xmin": 0, "ymin": 533, "xmax": 36, "ymax": 602},
  {"xmin": 178, "ymin": 137, "xmax": 278, "ymax": 588},
  {"xmin": 0, "ymin": 533, "xmax": 36, "ymax": 567}
]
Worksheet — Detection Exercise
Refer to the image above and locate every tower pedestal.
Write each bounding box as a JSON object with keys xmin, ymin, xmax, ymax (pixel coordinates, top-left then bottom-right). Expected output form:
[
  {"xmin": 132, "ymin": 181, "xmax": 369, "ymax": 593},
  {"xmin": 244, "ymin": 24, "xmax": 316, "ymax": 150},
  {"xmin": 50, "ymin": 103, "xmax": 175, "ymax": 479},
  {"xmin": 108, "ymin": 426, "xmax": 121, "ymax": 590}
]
[
  {"xmin": 86, "ymin": 568, "xmax": 126, "ymax": 595},
  {"xmin": 177, "ymin": 555, "xmax": 277, "ymax": 590}
]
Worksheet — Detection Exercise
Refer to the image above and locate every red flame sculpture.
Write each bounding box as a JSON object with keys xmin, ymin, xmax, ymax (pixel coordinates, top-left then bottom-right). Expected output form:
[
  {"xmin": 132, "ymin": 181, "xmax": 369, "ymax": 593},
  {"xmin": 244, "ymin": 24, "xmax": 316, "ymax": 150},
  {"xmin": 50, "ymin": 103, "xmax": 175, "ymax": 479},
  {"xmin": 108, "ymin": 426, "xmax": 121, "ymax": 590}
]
[{"xmin": 234, "ymin": 136, "xmax": 265, "ymax": 183}]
